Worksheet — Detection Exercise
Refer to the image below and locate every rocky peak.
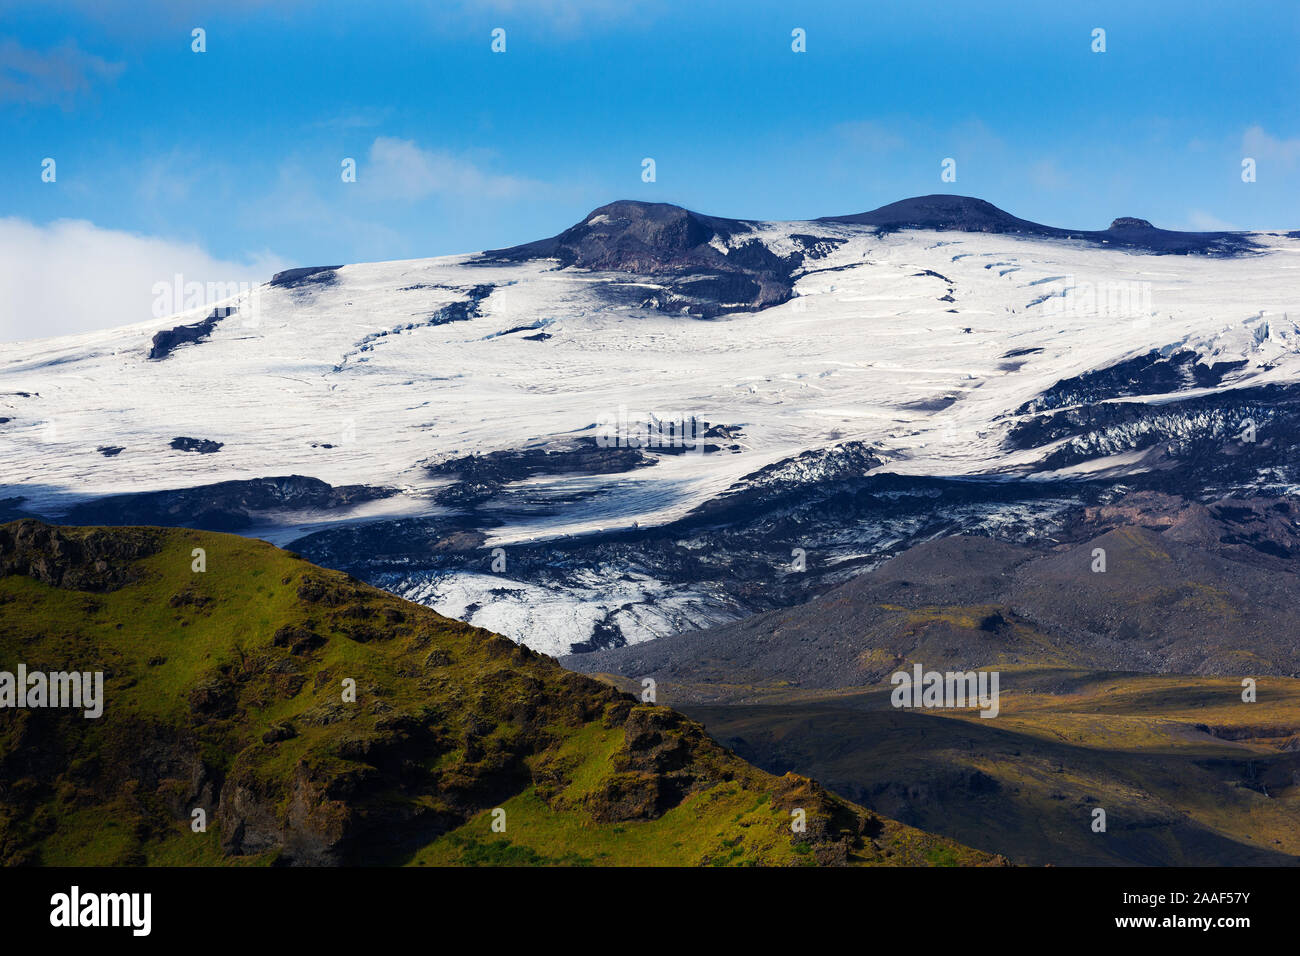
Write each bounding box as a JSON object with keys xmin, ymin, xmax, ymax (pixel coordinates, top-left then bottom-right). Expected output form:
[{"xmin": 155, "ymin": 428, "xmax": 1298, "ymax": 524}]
[
  {"xmin": 1108, "ymin": 217, "xmax": 1156, "ymax": 230},
  {"xmin": 481, "ymin": 200, "xmax": 799, "ymax": 316},
  {"xmin": 821, "ymin": 194, "xmax": 1039, "ymax": 233}
]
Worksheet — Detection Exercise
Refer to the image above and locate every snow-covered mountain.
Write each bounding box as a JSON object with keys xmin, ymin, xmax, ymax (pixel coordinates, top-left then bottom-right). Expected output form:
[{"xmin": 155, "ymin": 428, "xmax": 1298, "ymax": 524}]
[{"xmin": 3, "ymin": 195, "xmax": 1298, "ymax": 654}]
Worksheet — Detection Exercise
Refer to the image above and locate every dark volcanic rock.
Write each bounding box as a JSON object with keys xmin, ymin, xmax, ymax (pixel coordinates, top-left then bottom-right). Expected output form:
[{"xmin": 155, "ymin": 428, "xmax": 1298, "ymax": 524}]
[
  {"xmin": 1084, "ymin": 492, "xmax": 1300, "ymax": 568},
  {"xmin": 1014, "ymin": 349, "xmax": 1248, "ymax": 416},
  {"xmin": 567, "ymin": 492, "xmax": 1300, "ymax": 691},
  {"xmin": 823, "ymin": 195, "xmax": 1054, "ymax": 235},
  {"xmin": 170, "ymin": 436, "xmax": 223, "ymax": 454},
  {"xmin": 269, "ymin": 266, "xmax": 342, "ymax": 289},
  {"xmin": 148, "ymin": 306, "xmax": 236, "ymax": 360},
  {"xmin": 0, "ymin": 519, "xmax": 163, "ymax": 591},
  {"xmin": 819, "ymin": 194, "xmax": 1258, "ymax": 256},
  {"xmin": 426, "ymin": 436, "xmax": 657, "ymax": 509},
  {"xmin": 301, "ymin": 461, "xmax": 1086, "ymax": 656},
  {"xmin": 480, "ymin": 200, "xmax": 804, "ymax": 317},
  {"xmin": 429, "ymin": 437, "xmax": 656, "ymax": 483},
  {"xmin": 489, "ymin": 200, "xmax": 729, "ymax": 272},
  {"xmin": 564, "ymin": 535, "xmax": 1040, "ymax": 690},
  {"xmin": 1109, "ymin": 217, "xmax": 1155, "ymax": 230},
  {"xmin": 1008, "ymin": 381, "xmax": 1300, "ymax": 491},
  {"xmin": 473, "ymin": 194, "xmax": 1257, "ymax": 324},
  {"xmin": 424, "ymin": 284, "xmax": 493, "ymax": 325},
  {"xmin": 686, "ymin": 440, "xmax": 884, "ymax": 522},
  {"xmin": 334, "ymin": 285, "xmax": 494, "ymax": 372},
  {"xmin": 290, "ymin": 517, "xmax": 488, "ymax": 568},
  {"xmin": 64, "ymin": 475, "xmax": 395, "ymax": 532}
]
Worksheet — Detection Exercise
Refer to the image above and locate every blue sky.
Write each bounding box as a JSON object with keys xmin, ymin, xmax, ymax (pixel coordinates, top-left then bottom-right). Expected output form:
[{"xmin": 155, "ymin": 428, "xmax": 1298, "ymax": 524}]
[{"xmin": 1, "ymin": 0, "xmax": 1298, "ymax": 338}]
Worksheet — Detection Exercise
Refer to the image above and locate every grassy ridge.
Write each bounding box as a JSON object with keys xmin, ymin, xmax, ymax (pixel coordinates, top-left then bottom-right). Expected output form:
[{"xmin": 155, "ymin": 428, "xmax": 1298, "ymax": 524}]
[{"xmin": 0, "ymin": 521, "xmax": 996, "ymax": 867}]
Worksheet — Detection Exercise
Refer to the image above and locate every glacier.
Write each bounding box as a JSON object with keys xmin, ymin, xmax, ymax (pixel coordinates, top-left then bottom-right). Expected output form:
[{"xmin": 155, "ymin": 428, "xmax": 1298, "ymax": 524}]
[{"xmin": 3, "ymin": 197, "xmax": 1298, "ymax": 654}]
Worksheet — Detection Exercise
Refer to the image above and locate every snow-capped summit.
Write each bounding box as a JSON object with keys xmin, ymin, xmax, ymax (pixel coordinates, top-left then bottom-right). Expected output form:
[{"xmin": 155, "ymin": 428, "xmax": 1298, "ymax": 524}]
[{"xmin": 2, "ymin": 195, "xmax": 1298, "ymax": 652}]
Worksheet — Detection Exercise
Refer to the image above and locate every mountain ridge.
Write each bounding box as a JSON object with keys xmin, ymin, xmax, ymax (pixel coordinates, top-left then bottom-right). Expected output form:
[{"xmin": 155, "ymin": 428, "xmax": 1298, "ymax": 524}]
[{"xmin": 483, "ymin": 193, "xmax": 1261, "ymax": 269}]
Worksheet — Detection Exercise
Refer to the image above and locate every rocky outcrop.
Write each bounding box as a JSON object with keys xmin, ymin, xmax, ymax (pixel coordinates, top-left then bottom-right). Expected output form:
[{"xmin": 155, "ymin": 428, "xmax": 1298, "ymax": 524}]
[
  {"xmin": 148, "ymin": 306, "xmax": 236, "ymax": 360},
  {"xmin": 480, "ymin": 200, "xmax": 805, "ymax": 316},
  {"xmin": 821, "ymin": 194, "xmax": 1257, "ymax": 256},
  {"xmin": 0, "ymin": 519, "xmax": 162, "ymax": 591},
  {"xmin": 269, "ymin": 266, "xmax": 342, "ymax": 289},
  {"xmin": 64, "ymin": 475, "xmax": 394, "ymax": 532}
]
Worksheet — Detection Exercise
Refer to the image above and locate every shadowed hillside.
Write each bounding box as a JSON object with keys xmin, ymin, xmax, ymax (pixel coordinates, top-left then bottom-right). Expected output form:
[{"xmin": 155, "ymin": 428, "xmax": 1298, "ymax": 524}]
[
  {"xmin": 568, "ymin": 494, "xmax": 1300, "ymax": 865},
  {"xmin": 569, "ymin": 493, "xmax": 1300, "ymax": 691}
]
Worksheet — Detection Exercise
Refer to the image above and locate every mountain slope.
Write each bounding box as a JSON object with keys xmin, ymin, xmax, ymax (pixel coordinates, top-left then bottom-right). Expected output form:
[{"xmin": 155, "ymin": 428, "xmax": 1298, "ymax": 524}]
[
  {"xmin": 687, "ymin": 674, "xmax": 1300, "ymax": 866},
  {"xmin": 567, "ymin": 492, "xmax": 1300, "ymax": 692},
  {"xmin": 564, "ymin": 493, "xmax": 1300, "ymax": 866},
  {"xmin": 0, "ymin": 519, "xmax": 996, "ymax": 867},
  {"xmin": 2, "ymin": 195, "xmax": 1297, "ymax": 651}
]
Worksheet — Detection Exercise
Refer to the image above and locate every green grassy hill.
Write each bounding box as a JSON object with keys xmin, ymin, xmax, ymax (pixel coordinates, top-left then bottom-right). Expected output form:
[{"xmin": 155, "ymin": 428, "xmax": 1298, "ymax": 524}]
[{"xmin": 0, "ymin": 520, "xmax": 996, "ymax": 867}]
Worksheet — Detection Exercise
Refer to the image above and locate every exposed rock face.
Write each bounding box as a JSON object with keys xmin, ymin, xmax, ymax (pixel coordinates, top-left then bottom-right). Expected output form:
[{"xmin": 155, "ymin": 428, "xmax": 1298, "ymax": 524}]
[
  {"xmin": 489, "ymin": 200, "xmax": 726, "ymax": 271},
  {"xmin": 148, "ymin": 306, "xmax": 236, "ymax": 360},
  {"xmin": 170, "ymin": 436, "xmax": 223, "ymax": 454},
  {"xmin": 820, "ymin": 194, "xmax": 1256, "ymax": 256},
  {"xmin": 577, "ymin": 705, "xmax": 705, "ymax": 821},
  {"xmin": 822, "ymin": 194, "xmax": 1051, "ymax": 234},
  {"xmin": 481, "ymin": 200, "xmax": 805, "ymax": 316},
  {"xmin": 63, "ymin": 474, "xmax": 394, "ymax": 532},
  {"xmin": 427, "ymin": 437, "xmax": 657, "ymax": 508},
  {"xmin": 1108, "ymin": 217, "xmax": 1155, "ymax": 230},
  {"xmin": 0, "ymin": 519, "xmax": 162, "ymax": 591},
  {"xmin": 1084, "ymin": 492, "xmax": 1300, "ymax": 566},
  {"xmin": 269, "ymin": 266, "xmax": 342, "ymax": 289},
  {"xmin": 685, "ymin": 440, "xmax": 885, "ymax": 521},
  {"xmin": 1010, "ymin": 380, "xmax": 1300, "ymax": 485},
  {"xmin": 1013, "ymin": 349, "xmax": 1248, "ymax": 417}
]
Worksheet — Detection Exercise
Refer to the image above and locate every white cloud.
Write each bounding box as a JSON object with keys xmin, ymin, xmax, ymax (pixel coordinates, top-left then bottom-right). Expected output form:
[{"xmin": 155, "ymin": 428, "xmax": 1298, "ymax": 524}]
[
  {"xmin": 240, "ymin": 158, "xmax": 409, "ymax": 260},
  {"xmin": 1185, "ymin": 210, "xmax": 1238, "ymax": 232},
  {"xmin": 0, "ymin": 38, "xmax": 123, "ymax": 106},
  {"xmin": 363, "ymin": 137, "xmax": 536, "ymax": 201},
  {"xmin": 1241, "ymin": 125, "xmax": 1300, "ymax": 168},
  {"xmin": 0, "ymin": 218, "xmax": 286, "ymax": 343}
]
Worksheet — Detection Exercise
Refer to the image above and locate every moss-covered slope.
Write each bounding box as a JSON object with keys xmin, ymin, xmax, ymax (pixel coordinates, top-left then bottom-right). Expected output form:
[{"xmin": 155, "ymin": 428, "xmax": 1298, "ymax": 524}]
[{"xmin": 0, "ymin": 520, "xmax": 997, "ymax": 867}]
